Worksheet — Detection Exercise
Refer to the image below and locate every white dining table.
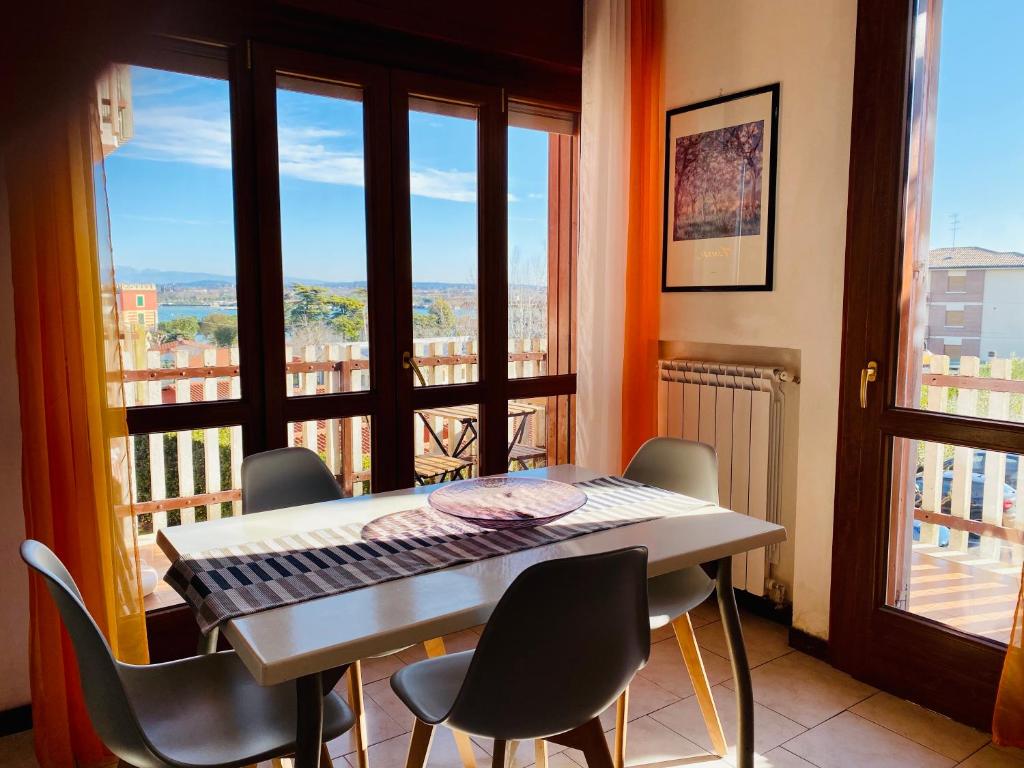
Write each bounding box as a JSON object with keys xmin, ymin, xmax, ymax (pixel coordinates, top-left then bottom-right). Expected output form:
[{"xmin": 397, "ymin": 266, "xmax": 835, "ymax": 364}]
[{"xmin": 158, "ymin": 464, "xmax": 786, "ymax": 768}]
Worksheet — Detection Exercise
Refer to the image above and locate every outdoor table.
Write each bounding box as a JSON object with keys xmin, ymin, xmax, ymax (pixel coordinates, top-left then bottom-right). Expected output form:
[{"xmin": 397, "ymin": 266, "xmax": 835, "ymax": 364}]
[
  {"xmin": 416, "ymin": 402, "xmax": 537, "ymax": 459},
  {"xmin": 158, "ymin": 464, "xmax": 786, "ymax": 768}
]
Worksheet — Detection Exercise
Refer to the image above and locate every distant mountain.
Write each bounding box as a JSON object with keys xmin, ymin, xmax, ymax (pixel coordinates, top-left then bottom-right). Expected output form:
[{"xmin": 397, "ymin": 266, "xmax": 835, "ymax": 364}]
[
  {"xmin": 115, "ymin": 265, "xmax": 235, "ymax": 286},
  {"xmin": 115, "ymin": 264, "xmax": 475, "ymax": 290}
]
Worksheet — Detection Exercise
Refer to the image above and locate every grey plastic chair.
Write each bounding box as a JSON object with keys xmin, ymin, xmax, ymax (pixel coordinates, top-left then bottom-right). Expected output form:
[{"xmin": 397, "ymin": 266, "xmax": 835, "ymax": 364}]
[
  {"xmin": 20, "ymin": 540, "xmax": 353, "ymax": 768},
  {"xmin": 241, "ymin": 446, "xmax": 345, "ymax": 515},
  {"xmin": 391, "ymin": 547, "xmax": 650, "ymax": 768},
  {"xmin": 621, "ymin": 437, "xmax": 727, "ymax": 761}
]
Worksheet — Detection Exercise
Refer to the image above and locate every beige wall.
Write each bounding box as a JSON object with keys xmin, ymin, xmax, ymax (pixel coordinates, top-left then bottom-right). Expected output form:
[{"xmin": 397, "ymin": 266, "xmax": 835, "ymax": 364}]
[
  {"xmin": 661, "ymin": 0, "xmax": 857, "ymax": 638},
  {"xmin": 0, "ymin": 169, "xmax": 30, "ymax": 709}
]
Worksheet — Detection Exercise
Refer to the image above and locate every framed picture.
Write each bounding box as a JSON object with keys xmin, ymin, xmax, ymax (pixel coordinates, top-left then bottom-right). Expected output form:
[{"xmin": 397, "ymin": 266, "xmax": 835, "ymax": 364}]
[{"xmin": 662, "ymin": 84, "xmax": 779, "ymax": 292}]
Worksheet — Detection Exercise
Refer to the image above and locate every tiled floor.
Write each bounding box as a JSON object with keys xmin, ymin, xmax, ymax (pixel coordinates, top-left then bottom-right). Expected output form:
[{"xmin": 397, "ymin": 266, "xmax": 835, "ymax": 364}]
[{"xmin": 2, "ymin": 601, "xmax": 1022, "ymax": 768}]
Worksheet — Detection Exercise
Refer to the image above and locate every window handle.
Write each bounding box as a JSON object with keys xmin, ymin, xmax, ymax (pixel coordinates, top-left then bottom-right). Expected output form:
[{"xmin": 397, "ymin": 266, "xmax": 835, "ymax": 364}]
[
  {"xmin": 402, "ymin": 351, "xmax": 427, "ymax": 387},
  {"xmin": 860, "ymin": 361, "xmax": 878, "ymax": 409}
]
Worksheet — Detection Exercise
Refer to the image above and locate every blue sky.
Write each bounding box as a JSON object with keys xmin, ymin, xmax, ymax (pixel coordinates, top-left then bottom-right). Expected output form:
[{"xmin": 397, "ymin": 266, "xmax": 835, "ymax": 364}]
[
  {"xmin": 105, "ymin": 66, "xmax": 549, "ymax": 284},
  {"xmin": 927, "ymin": 0, "xmax": 1024, "ymax": 252}
]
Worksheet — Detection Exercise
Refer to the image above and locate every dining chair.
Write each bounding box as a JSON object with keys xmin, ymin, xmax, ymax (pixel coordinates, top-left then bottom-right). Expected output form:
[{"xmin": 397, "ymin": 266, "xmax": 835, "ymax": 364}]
[
  {"xmin": 235, "ymin": 447, "xmax": 478, "ymax": 768},
  {"xmin": 391, "ymin": 547, "xmax": 651, "ymax": 768},
  {"xmin": 621, "ymin": 436, "xmax": 728, "ymax": 762},
  {"xmin": 21, "ymin": 539, "xmax": 353, "ymax": 768}
]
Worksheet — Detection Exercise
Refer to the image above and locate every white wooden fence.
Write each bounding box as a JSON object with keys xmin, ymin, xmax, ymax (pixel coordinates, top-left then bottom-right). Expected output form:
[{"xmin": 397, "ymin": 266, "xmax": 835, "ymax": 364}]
[{"xmin": 122, "ymin": 337, "xmax": 548, "ymax": 538}]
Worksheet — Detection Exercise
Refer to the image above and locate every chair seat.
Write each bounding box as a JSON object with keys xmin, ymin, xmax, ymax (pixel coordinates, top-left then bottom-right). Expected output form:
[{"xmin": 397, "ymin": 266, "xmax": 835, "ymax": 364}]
[
  {"xmin": 648, "ymin": 567, "xmax": 715, "ymax": 629},
  {"xmin": 391, "ymin": 650, "xmax": 474, "ymax": 726},
  {"xmin": 123, "ymin": 651, "xmax": 354, "ymax": 768}
]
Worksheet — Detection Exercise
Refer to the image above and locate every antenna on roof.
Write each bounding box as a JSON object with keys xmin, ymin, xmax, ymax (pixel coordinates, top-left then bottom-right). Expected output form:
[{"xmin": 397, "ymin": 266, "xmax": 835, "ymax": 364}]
[{"xmin": 950, "ymin": 212, "xmax": 961, "ymax": 247}]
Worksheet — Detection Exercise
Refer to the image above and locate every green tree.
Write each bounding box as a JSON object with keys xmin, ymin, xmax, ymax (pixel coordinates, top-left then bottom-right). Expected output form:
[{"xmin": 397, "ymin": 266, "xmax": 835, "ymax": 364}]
[
  {"xmin": 199, "ymin": 313, "xmax": 238, "ymax": 347},
  {"xmin": 413, "ymin": 298, "xmax": 457, "ymax": 338},
  {"xmin": 157, "ymin": 315, "xmax": 200, "ymax": 342},
  {"xmin": 286, "ymin": 284, "xmax": 366, "ymax": 341}
]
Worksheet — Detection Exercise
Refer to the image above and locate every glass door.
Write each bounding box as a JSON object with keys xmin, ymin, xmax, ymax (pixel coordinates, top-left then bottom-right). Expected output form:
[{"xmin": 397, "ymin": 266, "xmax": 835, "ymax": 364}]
[
  {"xmin": 251, "ymin": 45, "xmax": 399, "ymax": 491},
  {"xmin": 388, "ymin": 72, "xmax": 510, "ymax": 487},
  {"xmin": 832, "ymin": 0, "xmax": 1024, "ymax": 728}
]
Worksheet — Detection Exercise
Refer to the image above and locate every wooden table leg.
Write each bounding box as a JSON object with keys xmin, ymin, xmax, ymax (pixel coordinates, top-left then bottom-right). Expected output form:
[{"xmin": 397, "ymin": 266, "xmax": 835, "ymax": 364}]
[
  {"xmin": 548, "ymin": 717, "xmax": 613, "ymax": 768},
  {"xmin": 424, "ymin": 637, "xmax": 478, "ymax": 768},
  {"xmin": 715, "ymin": 557, "xmax": 753, "ymax": 768},
  {"xmin": 295, "ymin": 673, "xmax": 324, "ymax": 768},
  {"xmin": 348, "ymin": 660, "xmax": 370, "ymax": 768}
]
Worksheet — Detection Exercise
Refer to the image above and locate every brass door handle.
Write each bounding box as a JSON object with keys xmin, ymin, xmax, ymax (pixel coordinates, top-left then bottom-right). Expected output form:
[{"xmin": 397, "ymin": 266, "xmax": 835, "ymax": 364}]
[
  {"xmin": 860, "ymin": 361, "xmax": 878, "ymax": 408},
  {"xmin": 402, "ymin": 351, "xmax": 427, "ymax": 386}
]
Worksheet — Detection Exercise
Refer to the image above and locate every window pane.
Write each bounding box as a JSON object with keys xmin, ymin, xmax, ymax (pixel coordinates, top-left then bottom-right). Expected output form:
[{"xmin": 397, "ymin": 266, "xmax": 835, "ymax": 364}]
[
  {"xmin": 413, "ymin": 404, "xmax": 479, "ymax": 486},
  {"xmin": 889, "ymin": 437, "xmax": 1022, "ymax": 644},
  {"xmin": 278, "ymin": 76, "xmax": 370, "ymax": 395},
  {"xmin": 898, "ymin": 3, "xmax": 1024, "ymax": 422},
  {"xmin": 104, "ymin": 64, "xmax": 240, "ymax": 405},
  {"xmin": 409, "ymin": 102, "xmax": 479, "ymax": 385},
  {"xmin": 289, "ymin": 416, "xmax": 372, "ymax": 496},
  {"xmin": 130, "ymin": 424, "xmax": 243, "ymax": 609},
  {"xmin": 508, "ymin": 126, "xmax": 550, "ymax": 378}
]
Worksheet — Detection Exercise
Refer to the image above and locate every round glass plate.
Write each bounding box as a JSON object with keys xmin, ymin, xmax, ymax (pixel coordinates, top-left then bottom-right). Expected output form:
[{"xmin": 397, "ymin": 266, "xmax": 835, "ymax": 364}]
[{"xmin": 427, "ymin": 477, "xmax": 588, "ymax": 530}]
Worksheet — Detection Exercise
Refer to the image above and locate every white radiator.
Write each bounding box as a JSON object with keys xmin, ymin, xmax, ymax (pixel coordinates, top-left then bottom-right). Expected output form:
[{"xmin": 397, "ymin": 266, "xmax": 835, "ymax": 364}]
[{"xmin": 658, "ymin": 359, "xmax": 791, "ymax": 597}]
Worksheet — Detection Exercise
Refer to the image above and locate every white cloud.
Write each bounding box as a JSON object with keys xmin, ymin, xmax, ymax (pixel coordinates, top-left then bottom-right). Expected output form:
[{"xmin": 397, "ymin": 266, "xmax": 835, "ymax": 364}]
[{"xmin": 122, "ymin": 104, "xmax": 479, "ymax": 203}]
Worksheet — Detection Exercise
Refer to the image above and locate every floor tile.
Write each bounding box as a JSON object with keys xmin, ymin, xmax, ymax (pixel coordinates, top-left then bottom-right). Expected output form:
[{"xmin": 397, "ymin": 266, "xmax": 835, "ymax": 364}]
[
  {"xmin": 0, "ymin": 732, "xmax": 38, "ymax": 768},
  {"xmin": 784, "ymin": 711, "xmax": 955, "ymax": 768},
  {"xmin": 638, "ymin": 637, "xmax": 733, "ymax": 699},
  {"xmin": 691, "ymin": 598, "xmax": 723, "ymax": 628},
  {"xmin": 359, "ymin": 652, "xmax": 407, "ymax": 684},
  {"xmin": 365, "ymin": 677, "xmax": 417, "ymax": 731},
  {"xmin": 757, "ymin": 748, "xmax": 817, "ymax": 767},
  {"xmin": 342, "ymin": 727, "xmax": 490, "ymax": 768},
  {"xmin": 722, "ymin": 651, "xmax": 875, "ymax": 728},
  {"xmin": 959, "ymin": 745, "xmax": 1024, "ymax": 767},
  {"xmin": 695, "ymin": 615, "xmax": 792, "ymax": 669},
  {"xmin": 328, "ymin": 693, "xmax": 410, "ymax": 758},
  {"xmin": 598, "ymin": 674, "xmax": 681, "ymax": 731},
  {"xmin": 650, "ymin": 684, "xmax": 805, "ymax": 765},
  {"xmin": 561, "ymin": 715, "xmax": 725, "ymax": 768},
  {"xmin": 850, "ymin": 692, "xmax": 990, "ymax": 761}
]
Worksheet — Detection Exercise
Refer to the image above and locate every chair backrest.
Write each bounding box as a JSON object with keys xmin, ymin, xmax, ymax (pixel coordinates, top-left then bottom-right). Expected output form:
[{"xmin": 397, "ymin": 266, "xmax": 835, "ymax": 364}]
[
  {"xmin": 20, "ymin": 541, "xmax": 158, "ymax": 767},
  {"xmin": 446, "ymin": 547, "xmax": 650, "ymax": 740},
  {"xmin": 241, "ymin": 446, "xmax": 344, "ymax": 514},
  {"xmin": 624, "ymin": 437, "xmax": 719, "ymax": 504}
]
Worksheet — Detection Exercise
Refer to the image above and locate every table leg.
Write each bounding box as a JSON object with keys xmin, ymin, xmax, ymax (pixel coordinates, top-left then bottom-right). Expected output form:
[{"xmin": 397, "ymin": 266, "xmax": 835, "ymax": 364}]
[
  {"xmin": 715, "ymin": 557, "xmax": 753, "ymax": 768},
  {"xmin": 295, "ymin": 673, "xmax": 325, "ymax": 768}
]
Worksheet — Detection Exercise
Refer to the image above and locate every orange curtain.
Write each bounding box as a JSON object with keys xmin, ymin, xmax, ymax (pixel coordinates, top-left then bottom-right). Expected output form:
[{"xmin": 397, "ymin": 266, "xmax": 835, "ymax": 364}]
[
  {"xmin": 619, "ymin": 0, "xmax": 664, "ymax": 469},
  {"xmin": 6, "ymin": 94, "xmax": 148, "ymax": 767},
  {"xmin": 994, "ymin": 567, "xmax": 1024, "ymax": 746}
]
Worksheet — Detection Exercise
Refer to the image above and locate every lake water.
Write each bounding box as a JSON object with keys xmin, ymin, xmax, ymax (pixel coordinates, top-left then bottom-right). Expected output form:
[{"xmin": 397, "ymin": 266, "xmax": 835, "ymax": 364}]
[{"xmin": 160, "ymin": 305, "xmax": 238, "ymax": 322}]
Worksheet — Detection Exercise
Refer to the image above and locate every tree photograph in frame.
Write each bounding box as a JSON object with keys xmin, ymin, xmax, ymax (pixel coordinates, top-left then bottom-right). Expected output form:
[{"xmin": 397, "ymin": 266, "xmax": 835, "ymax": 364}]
[{"xmin": 662, "ymin": 84, "xmax": 779, "ymax": 291}]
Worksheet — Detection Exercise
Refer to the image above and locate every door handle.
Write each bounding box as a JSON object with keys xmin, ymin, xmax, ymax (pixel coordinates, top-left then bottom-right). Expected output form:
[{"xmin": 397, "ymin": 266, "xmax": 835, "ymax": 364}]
[
  {"xmin": 402, "ymin": 350, "xmax": 427, "ymax": 387},
  {"xmin": 859, "ymin": 361, "xmax": 878, "ymax": 408}
]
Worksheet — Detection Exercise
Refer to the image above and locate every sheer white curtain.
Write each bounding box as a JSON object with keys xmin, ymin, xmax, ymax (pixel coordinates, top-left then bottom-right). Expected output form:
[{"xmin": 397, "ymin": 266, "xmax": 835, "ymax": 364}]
[{"xmin": 577, "ymin": 0, "xmax": 631, "ymax": 473}]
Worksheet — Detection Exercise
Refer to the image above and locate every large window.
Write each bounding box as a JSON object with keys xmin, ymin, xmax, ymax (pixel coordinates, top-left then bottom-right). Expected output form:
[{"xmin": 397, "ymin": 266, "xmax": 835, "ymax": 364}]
[{"xmin": 101, "ymin": 43, "xmax": 579, "ymax": 611}]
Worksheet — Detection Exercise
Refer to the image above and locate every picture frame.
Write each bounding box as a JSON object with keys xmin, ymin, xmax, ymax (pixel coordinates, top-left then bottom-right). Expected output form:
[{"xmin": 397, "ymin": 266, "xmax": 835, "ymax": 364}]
[{"xmin": 662, "ymin": 83, "xmax": 780, "ymax": 292}]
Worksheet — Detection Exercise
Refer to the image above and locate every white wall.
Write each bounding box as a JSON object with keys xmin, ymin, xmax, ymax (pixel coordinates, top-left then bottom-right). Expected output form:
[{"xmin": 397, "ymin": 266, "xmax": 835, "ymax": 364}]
[
  {"xmin": 980, "ymin": 269, "xmax": 1024, "ymax": 359},
  {"xmin": 660, "ymin": 0, "xmax": 857, "ymax": 638},
  {"xmin": 0, "ymin": 168, "xmax": 30, "ymax": 710}
]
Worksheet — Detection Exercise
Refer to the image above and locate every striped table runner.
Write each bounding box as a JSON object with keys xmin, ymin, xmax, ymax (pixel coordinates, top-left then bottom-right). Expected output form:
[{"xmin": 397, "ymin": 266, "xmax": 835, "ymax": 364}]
[{"xmin": 165, "ymin": 476, "xmax": 712, "ymax": 633}]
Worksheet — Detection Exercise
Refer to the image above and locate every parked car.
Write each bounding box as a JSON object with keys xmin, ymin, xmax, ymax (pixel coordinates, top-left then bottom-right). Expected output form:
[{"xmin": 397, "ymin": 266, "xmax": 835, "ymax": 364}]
[
  {"xmin": 912, "ymin": 470, "xmax": 1016, "ymax": 548},
  {"xmin": 943, "ymin": 451, "xmax": 1019, "ymax": 490}
]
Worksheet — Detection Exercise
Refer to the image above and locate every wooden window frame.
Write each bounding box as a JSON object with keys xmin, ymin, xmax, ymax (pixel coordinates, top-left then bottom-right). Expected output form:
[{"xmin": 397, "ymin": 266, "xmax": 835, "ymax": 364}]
[{"xmin": 111, "ymin": 35, "xmax": 578, "ymax": 649}]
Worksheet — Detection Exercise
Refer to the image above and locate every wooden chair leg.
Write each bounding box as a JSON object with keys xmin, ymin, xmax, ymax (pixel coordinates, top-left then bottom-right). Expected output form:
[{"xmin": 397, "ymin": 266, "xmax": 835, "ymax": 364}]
[
  {"xmin": 406, "ymin": 718, "xmax": 436, "ymax": 768},
  {"xmin": 613, "ymin": 687, "xmax": 628, "ymax": 768},
  {"xmin": 271, "ymin": 759, "xmax": 288, "ymax": 768},
  {"xmin": 671, "ymin": 613, "xmax": 727, "ymax": 757},
  {"xmin": 348, "ymin": 660, "xmax": 370, "ymax": 768},
  {"xmin": 533, "ymin": 740, "xmax": 549, "ymax": 768},
  {"xmin": 321, "ymin": 743, "xmax": 336, "ymax": 767},
  {"xmin": 424, "ymin": 637, "xmax": 478, "ymax": 768},
  {"xmin": 548, "ymin": 717, "xmax": 613, "ymax": 768},
  {"xmin": 491, "ymin": 739, "xmax": 507, "ymax": 768},
  {"xmin": 505, "ymin": 740, "xmax": 519, "ymax": 768}
]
